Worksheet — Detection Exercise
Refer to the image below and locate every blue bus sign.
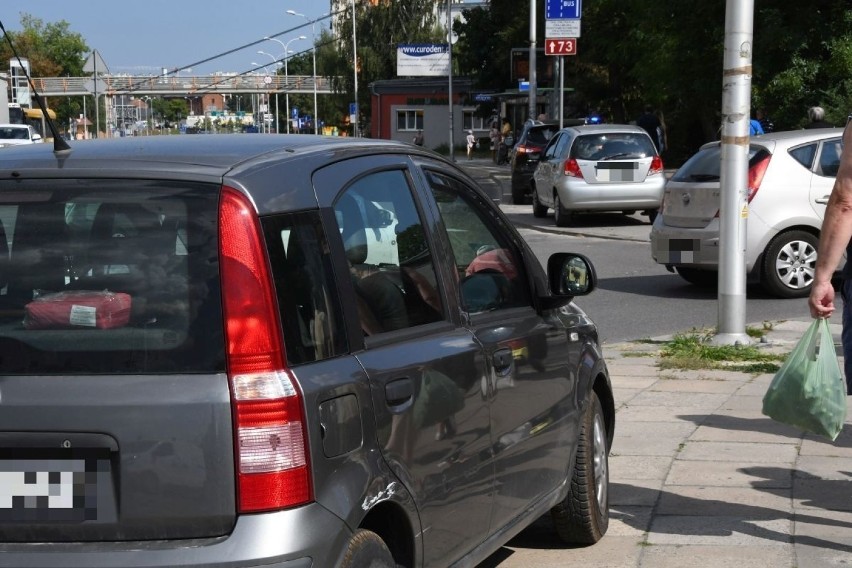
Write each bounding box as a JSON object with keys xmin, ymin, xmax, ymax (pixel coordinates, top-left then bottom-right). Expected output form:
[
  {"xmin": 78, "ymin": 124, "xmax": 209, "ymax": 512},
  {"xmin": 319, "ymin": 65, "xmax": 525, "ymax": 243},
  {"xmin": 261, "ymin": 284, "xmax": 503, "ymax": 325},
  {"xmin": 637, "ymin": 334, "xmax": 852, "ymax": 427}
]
[{"xmin": 546, "ymin": 0, "xmax": 581, "ymax": 19}]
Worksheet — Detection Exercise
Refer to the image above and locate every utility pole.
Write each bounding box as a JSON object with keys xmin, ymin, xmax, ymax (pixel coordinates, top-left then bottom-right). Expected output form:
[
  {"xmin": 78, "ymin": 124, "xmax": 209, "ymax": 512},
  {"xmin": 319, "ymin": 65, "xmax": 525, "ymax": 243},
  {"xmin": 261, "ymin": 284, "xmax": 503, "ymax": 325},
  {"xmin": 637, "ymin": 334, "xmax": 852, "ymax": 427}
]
[
  {"xmin": 447, "ymin": 0, "xmax": 455, "ymax": 161},
  {"xmin": 528, "ymin": 0, "xmax": 537, "ymax": 121},
  {"xmin": 714, "ymin": 0, "xmax": 755, "ymax": 345}
]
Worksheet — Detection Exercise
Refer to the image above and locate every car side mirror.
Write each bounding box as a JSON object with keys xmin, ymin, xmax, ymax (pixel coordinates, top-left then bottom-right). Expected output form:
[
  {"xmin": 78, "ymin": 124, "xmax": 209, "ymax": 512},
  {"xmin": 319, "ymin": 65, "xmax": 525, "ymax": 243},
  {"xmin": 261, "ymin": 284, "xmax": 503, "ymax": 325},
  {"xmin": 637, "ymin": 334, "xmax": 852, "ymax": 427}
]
[
  {"xmin": 545, "ymin": 252, "xmax": 597, "ymax": 300},
  {"xmin": 32, "ymin": 133, "xmax": 42, "ymax": 142}
]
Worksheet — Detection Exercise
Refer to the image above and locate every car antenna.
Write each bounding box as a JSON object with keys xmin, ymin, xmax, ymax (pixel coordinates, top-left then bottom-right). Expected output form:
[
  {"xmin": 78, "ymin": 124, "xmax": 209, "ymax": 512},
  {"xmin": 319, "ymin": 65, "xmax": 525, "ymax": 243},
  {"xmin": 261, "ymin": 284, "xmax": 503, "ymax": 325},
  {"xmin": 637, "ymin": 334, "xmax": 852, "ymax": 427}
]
[{"xmin": 0, "ymin": 19, "xmax": 71, "ymax": 155}]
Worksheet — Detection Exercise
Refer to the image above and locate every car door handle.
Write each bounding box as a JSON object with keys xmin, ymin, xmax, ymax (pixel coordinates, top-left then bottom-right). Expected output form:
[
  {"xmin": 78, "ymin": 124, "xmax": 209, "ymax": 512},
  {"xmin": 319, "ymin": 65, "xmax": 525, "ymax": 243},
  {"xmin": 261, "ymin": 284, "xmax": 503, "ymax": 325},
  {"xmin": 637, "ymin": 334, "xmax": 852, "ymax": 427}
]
[
  {"xmin": 385, "ymin": 377, "xmax": 414, "ymax": 410},
  {"xmin": 815, "ymin": 195, "xmax": 830, "ymax": 204},
  {"xmin": 492, "ymin": 348, "xmax": 514, "ymax": 376}
]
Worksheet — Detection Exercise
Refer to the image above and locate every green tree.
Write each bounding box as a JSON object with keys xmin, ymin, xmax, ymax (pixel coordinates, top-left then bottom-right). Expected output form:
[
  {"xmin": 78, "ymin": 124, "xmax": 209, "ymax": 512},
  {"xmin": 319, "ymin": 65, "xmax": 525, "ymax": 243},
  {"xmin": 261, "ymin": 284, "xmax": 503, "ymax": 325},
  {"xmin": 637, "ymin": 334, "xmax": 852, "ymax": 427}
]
[
  {"xmin": 0, "ymin": 14, "xmax": 90, "ymax": 128},
  {"xmin": 327, "ymin": 0, "xmax": 443, "ymax": 134}
]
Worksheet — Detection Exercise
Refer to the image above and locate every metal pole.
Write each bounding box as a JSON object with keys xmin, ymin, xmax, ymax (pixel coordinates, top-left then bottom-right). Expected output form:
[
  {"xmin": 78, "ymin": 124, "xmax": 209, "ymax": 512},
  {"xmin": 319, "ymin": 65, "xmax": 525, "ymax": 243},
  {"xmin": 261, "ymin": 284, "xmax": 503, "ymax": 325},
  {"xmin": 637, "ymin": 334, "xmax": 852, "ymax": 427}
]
[
  {"xmin": 285, "ymin": 59, "xmax": 290, "ymax": 134},
  {"xmin": 558, "ymin": 56, "xmax": 564, "ymax": 127},
  {"xmin": 713, "ymin": 0, "xmax": 755, "ymax": 345},
  {"xmin": 447, "ymin": 0, "xmax": 455, "ymax": 162},
  {"xmin": 528, "ymin": 0, "xmax": 537, "ymax": 121},
  {"xmin": 352, "ymin": 0, "xmax": 359, "ymax": 137}
]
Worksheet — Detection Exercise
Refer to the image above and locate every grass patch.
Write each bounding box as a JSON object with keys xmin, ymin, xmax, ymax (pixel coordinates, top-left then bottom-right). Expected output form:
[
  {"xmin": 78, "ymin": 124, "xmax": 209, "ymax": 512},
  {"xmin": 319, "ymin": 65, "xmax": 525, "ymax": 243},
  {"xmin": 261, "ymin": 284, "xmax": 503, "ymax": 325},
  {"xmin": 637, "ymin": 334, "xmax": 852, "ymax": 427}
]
[
  {"xmin": 620, "ymin": 350, "xmax": 656, "ymax": 358},
  {"xmin": 658, "ymin": 332, "xmax": 785, "ymax": 373}
]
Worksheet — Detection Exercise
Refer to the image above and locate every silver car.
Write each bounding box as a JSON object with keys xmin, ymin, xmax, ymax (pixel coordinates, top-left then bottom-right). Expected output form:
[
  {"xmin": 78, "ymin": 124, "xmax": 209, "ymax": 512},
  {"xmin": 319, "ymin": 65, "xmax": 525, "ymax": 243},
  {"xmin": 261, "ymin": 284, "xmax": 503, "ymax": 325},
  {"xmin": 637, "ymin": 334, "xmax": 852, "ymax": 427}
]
[
  {"xmin": 531, "ymin": 124, "xmax": 666, "ymax": 226},
  {"xmin": 650, "ymin": 128, "xmax": 844, "ymax": 298}
]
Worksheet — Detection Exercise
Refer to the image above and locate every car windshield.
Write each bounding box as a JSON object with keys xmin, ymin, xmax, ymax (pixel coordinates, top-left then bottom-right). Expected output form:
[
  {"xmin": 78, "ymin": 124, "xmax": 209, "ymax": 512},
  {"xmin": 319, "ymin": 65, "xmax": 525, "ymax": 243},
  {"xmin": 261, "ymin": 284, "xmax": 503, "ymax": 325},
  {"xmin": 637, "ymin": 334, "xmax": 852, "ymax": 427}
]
[
  {"xmin": 571, "ymin": 133, "xmax": 656, "ymax": 160},
  {"xmin": 0, "ymin": 127, "xmax": 29, "ymax": 140}
]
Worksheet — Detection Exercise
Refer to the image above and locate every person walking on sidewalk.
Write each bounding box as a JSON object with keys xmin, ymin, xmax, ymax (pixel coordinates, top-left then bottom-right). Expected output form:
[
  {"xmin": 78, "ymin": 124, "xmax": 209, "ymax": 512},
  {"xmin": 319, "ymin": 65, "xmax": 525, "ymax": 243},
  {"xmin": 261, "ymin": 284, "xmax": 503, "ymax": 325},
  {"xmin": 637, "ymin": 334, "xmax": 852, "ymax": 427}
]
[
  {"xmin": 466, "ymin": 130, "xmax": 477, "ymax": 160},
  {"xmin": 808, "ymin": 117, "xmax": 852, "ymax": 394}
]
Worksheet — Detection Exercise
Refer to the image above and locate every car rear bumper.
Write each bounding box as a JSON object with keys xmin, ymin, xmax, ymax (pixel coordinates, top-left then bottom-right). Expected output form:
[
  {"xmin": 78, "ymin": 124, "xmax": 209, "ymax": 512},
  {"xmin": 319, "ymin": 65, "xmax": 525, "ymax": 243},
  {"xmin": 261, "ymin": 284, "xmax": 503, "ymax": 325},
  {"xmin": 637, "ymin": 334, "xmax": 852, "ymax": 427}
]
[
  {"xmin": 556, "ymin": 177, "xmax": 665, "ymax": 211},
  {"xmin": 650, "ymin": 218, "xmax": 721, "ymax": 267},
  {"xmin": 0, "ymin": 503, "xmax": 349, "ymax": 567}
]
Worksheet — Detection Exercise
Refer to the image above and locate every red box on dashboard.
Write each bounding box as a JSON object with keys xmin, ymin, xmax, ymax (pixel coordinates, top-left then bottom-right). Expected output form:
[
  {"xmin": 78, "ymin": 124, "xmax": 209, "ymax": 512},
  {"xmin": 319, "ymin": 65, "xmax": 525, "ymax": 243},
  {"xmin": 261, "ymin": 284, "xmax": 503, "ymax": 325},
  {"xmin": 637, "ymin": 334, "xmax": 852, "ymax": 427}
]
[{"xmin": 24, "ymin": 291, "xmax": 132, "ymax": 330}]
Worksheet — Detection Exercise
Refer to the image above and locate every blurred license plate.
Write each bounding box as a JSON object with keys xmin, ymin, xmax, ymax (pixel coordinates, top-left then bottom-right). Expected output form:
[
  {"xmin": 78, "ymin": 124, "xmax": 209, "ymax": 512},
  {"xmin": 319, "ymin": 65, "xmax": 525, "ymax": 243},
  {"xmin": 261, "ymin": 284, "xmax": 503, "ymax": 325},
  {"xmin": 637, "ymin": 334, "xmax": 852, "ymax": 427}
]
[
  {"xmin": 596, "ymin": 162, "xmax": 638, "ymax": 182},
  {"xmin": 0, "ymin": 454, "xmax": 110, "ymax": 522}
]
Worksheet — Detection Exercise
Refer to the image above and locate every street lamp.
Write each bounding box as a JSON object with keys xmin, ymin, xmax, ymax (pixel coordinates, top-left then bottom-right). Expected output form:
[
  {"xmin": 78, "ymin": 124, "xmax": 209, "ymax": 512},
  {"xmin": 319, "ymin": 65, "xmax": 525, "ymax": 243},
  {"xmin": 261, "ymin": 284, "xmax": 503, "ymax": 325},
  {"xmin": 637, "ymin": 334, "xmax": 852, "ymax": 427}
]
[
  {"xmin": 287, "ymin": 10, "xmax": 320, "ymax": 134},
  {"xmin": 263, "ymin": 35, "xmax": 305, "ymax": 133},
  {"xmin": 257, "ymin": 51, "xmax": 284, "ymax": 133},
  {"xmin": 251, "ymin": 62, "xmax": 274, "ymax": 133}
]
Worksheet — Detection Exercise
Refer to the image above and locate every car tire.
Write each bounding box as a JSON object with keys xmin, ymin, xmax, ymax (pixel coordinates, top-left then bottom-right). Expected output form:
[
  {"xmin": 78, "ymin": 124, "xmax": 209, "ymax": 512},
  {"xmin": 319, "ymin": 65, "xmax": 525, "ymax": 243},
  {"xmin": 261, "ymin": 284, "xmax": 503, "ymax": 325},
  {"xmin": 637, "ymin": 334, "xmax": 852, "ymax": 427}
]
[
  {"xmin": 339, "ymin": 529, "xmax": 397, "ymax": 568},
  {"xmin": 553, "ymin": 193, "xmax": 573, "ymax": 227},
  {"xmin": 532, "ymin": 187, "xmax": 548, "ymax": 218},
  {"xmin": 674, "ymin": 267, "xmax": 717, "ymax": 287},
  {"xmin": 551, "ymin": 390, "xmax": 609, "ymax": 545},
  {"xmin": 646, "ymin": 209, "xmax": 658, "ymax": 224},
  {"xmin": 760, "ymin": 230, "xmax": 818, "ymax": 299}
]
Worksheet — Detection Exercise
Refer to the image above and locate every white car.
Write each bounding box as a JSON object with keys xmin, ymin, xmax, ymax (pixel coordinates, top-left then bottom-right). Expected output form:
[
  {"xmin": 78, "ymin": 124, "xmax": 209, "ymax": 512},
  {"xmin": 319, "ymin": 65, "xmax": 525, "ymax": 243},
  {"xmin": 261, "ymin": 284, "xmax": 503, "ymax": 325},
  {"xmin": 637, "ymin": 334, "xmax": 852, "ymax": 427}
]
[
  {"xmin": 650, "ymin": 128, "xmax": 843, "ymax": 298},
  {"xmin": 0, "ymin": 124, "xmax": 42, "ymax": 147}
]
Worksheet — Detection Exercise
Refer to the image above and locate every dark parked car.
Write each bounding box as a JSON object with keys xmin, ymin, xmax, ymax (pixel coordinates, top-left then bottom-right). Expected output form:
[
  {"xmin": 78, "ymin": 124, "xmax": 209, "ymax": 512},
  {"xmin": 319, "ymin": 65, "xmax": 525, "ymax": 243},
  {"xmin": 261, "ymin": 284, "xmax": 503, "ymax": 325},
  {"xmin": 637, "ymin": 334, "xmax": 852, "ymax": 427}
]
[
  {"xmin": 510, "ymin": 120, "xmax": 561, "ymax": 204},
  {"xmin": 0, "ymin": 135, "xmax": 614, "ymax": 567}
]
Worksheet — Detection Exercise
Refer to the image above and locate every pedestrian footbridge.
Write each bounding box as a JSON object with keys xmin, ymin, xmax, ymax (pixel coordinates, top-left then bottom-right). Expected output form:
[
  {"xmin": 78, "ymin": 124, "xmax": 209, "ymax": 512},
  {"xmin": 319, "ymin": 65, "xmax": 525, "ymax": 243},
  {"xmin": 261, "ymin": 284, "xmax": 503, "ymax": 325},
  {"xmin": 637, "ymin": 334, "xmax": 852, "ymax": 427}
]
[{"xmin": 30, "ymin": 74, "xmax": 334, "ymax": 98}]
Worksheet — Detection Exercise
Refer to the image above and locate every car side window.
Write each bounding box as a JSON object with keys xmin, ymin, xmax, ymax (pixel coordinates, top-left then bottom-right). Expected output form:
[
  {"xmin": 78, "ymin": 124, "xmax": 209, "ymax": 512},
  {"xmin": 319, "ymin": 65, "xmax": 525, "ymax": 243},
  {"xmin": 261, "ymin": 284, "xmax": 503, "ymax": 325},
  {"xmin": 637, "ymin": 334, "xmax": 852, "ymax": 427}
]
[
  {"xmin": 789, "ymin": 143, "xmax": 817, "ymax": 170},
  {"xmin": 263, "ymin": 211, "xmax": 348, "ymax": 365},
  {"xmin": 333, "ymin": 170, "xmax": 444, "ymax": 337},
  {"xmin": 422, "ymin": 170, "xmax": 531, "ymax": 314},
  {"xmin": 817, "ymin": 138, "xmax": 842, "ymax": 177},
  {"xmin": 542, "ymin": 133, "xmax": 562, "ymax": 159}
]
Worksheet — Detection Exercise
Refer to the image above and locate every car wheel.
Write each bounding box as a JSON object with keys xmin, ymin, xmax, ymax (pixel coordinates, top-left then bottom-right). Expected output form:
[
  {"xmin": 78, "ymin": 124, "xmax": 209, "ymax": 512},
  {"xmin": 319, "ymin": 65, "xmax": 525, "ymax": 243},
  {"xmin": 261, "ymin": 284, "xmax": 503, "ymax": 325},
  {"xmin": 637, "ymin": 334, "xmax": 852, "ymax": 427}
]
[
  {"xmin": 674, "ymin": 267, "xmax": 717, "ymax": 287},
  {"xmin": 551, "ymin": 390, "xmax": 609, "ymax": 544},
  {"xmin": 532, "ymin": 187, "xmax": 548, "ymax": 218},
  {"xmin": 553, "ymin": 192, "xmax": 573, "ymax": 227},
  {"xmin": 760, "ymin": 230, "xmax": 818, "ymax": 299},
  {"xmin": 339, "ymin": 529, "xmax": 397, "ymax": 568},
  {"xmin": 646, "ymin": 209, "xmax": 658, "ymax": 224}
]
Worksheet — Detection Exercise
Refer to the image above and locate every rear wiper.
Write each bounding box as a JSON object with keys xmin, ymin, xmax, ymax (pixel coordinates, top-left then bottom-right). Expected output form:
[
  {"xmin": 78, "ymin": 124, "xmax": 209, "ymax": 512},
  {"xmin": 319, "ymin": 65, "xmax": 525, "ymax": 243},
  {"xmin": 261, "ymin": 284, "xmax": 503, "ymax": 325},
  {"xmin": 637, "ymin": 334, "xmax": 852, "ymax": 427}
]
[
  {"xmin": 599, "ymin": 153, "xmax": 637, "ymax": 160},
  {"xmin": 687, "ymin": 174, "xmax": 720, "ymax": 182}
]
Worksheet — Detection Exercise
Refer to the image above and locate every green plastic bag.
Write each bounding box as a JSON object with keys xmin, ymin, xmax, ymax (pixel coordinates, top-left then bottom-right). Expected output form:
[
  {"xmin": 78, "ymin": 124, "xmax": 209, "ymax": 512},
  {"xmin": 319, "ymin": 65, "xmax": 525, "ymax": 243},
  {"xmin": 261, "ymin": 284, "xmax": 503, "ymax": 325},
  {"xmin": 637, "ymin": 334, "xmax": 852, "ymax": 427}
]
[{"xmin": 762, "ymin": 318, "xmax": 847, "ymax": 441}]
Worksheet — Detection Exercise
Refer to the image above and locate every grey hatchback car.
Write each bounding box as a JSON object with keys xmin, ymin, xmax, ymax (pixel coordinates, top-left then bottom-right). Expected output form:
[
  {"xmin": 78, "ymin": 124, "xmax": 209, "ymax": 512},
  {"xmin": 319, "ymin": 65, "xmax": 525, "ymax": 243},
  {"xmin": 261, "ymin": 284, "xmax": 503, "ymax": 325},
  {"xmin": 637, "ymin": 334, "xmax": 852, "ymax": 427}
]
[{"xmin": 0, "ymin": 135, "xmax": 614, "ymax": 567}]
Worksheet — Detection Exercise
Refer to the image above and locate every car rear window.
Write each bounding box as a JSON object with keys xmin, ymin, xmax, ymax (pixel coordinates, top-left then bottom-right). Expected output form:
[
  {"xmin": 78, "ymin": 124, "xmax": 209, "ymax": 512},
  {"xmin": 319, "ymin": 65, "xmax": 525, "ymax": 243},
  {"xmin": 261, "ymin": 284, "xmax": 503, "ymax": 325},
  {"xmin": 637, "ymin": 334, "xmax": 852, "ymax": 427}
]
[
  {"xmin": 0, "ymin": 179, "xmax": 224, "ymax": 374},
  {"xmin": 526, "ymin": 126, "xmax": 559, "ymax": 145},
  {"xmin": 671, "ymin": 144, "xmax": 766, "ymax": 182},
  {"xmin": 571, "ymin": 133, "xmax": 657, "ymax": 160}
]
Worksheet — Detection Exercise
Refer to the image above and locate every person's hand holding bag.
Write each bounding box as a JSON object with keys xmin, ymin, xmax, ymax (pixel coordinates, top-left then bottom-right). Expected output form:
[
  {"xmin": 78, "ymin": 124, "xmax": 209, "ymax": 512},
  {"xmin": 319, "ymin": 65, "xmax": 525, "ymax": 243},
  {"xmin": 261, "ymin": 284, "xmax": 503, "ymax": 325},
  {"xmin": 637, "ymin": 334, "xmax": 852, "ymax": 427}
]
[{"xmin": 762, "ymin": 318, "xmax": 847, "ymax": 441}]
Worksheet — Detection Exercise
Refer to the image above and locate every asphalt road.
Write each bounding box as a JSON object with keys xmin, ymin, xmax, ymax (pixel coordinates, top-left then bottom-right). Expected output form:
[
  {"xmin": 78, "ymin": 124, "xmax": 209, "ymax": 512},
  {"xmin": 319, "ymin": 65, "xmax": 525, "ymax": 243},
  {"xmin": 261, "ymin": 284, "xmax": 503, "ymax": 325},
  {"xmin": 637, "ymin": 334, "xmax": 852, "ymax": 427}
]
[{"xmin": 460, "ymin": 160, "xmax": 813, "ymax": 345}]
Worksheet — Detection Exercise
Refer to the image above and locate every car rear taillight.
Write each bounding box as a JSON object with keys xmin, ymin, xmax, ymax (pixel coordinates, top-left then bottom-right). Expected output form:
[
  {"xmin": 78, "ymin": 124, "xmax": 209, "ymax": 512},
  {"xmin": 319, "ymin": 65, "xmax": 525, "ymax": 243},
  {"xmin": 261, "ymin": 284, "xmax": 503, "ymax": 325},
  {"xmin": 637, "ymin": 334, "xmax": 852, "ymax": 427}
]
[
  {"xmin": 712, "ymin": 152, "xmax": 773, "ymax": 217},
  {"xmin": 516, "ymin": 144, "xmax": 539, "ymax": 154},
  {"xmin": 564, "ymin": 158, "xmax": 582, "ymax": 177},
  {"xmin": 747, "ymin": 153, "xmax": 771, "ymax": 202},
  {"xmin": 219, "ymin": 185, "xmax": 312, "ymax": 513},
  {"xmin": 649, "ymin": 155, "xmax": 664, "ymax": 175}
]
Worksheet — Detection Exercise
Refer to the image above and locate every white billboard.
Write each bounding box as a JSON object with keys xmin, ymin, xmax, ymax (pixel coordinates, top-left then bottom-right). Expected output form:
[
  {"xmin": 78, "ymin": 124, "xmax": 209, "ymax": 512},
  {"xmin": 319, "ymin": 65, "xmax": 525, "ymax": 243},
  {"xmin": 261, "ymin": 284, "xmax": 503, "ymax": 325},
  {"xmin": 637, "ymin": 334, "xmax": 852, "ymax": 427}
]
[{"xmin": 397, "ymin": 44, "xmax": 450, "ymax": 77}]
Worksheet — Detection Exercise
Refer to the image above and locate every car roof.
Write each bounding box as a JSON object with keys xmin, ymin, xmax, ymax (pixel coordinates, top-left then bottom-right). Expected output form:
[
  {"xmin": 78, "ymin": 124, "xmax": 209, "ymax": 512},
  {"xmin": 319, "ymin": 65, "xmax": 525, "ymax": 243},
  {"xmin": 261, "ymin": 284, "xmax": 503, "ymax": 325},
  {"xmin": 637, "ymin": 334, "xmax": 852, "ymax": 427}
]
[
  {"xmin": 698, "ymin": 127, "xmax": 845, "ymax": 151},
  {"xmin": 562, "ymin": 123, "xmax": 648, "ymax": 136},
  {"xmin": 0, "ymin": 134, "xmax": 420, "ymax": 179}
]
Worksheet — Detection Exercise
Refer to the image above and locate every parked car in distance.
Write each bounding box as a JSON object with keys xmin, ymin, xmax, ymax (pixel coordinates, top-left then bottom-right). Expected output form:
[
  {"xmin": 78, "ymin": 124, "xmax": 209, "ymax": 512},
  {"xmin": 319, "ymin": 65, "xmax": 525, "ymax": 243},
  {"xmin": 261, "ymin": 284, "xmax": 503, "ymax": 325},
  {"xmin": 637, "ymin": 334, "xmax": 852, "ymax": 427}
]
[
  {"xmin": 510, "ymin": 120, "xmax": 560, "ymax": 204},
  {"xmin": 531, "ymin": 124, "xmax": 665, "ymax": 226},
  {"xmin": 650, "ymin": 128, "xmax": 843, "ymax": 298},
  {"xmin": 0, "ymin": 123, "xmax": 42, "ymax": 147},
  {"xmin": 0, "ymin": 135, "xmax": 615, "ymax": 567}
]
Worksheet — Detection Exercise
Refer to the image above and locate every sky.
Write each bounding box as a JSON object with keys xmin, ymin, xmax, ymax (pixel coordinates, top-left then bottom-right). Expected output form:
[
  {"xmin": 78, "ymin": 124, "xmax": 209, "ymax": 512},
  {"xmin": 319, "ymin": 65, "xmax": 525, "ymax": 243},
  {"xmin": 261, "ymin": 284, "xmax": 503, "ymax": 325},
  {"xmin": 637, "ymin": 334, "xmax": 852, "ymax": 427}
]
[{"xmin": 2, "ymin": 0, "xmax": 335, "ymax": 76}]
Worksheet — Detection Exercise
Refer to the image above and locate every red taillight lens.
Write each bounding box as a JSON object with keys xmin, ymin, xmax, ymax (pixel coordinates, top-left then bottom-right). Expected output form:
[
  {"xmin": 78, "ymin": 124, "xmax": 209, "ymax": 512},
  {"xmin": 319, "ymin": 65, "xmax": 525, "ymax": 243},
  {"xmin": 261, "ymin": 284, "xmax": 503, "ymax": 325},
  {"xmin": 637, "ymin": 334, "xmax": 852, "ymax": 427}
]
[
  {"xmin": 649, "ymin": 155, "xmax": 664, "ymax": 175},
  {"xmin": 747, "ymin": 153, "xmax": 771, "ymax": 202},
  {"xmin": 219, "ymin": 186, "xmax": 312, "ymax": 513},
  {"xmin": 564, "ymin": 158, "xmax": 582, "ymax": 177}
]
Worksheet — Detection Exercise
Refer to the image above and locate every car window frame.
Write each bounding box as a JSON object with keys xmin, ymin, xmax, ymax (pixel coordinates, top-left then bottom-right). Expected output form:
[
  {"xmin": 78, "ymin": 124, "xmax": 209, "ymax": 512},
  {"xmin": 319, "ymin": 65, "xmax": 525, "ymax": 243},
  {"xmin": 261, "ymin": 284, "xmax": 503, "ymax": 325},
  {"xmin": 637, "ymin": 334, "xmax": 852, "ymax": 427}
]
[{"xmin": 311, "ymin": 154, "xmax": 456, "ymax": 351}]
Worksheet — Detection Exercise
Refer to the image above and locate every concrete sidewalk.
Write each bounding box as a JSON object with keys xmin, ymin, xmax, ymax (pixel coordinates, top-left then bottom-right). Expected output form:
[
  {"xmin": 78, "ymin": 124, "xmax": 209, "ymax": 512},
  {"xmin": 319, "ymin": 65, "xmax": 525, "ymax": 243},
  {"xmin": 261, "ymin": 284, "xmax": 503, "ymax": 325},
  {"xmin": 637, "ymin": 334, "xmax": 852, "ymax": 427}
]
[{"xmin": 492, "ymin": 318, "xmax": 852, "ymax": 567}]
